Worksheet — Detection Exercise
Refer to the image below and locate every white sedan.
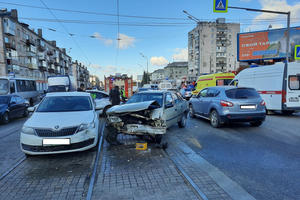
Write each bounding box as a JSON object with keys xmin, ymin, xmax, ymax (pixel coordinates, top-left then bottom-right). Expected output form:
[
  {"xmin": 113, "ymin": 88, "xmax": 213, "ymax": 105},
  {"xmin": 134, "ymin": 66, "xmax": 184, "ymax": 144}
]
[
  {"xmin": 86, "ymin": 90, "xmax": 112, "ymax": 116},
  {"xmin": 20, "ymin": 92, "xmax": 101, "ymax": 156}
]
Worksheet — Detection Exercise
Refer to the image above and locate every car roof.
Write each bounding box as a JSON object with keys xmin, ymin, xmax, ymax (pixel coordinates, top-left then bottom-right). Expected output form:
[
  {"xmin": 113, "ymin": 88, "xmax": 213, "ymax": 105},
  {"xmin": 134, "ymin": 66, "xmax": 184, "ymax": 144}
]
[
  {"xmin": 45, "ymin": 92, "xmax": 91, "ymax": 97},
  {"xmin": 208, "ymin": 86, "xmax": 254, "ymax": 90},
  {"xmin": 137, "ymin": 90, "xmax": 171, "ymax": 94},
  {"xmin": 0, "ymin": 94, "xmax": 19, "ymax": 97},
  {"xmin": 86, "ymin": 90, "xmax": 109, "ymax": 95}
]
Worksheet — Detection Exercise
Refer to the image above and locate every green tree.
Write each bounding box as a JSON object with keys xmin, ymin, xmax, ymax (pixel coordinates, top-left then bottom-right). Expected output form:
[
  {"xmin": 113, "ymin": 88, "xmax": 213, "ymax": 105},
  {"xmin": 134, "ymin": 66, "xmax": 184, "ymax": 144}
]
[{"xmin": 141, "ymin": 71, "xmax": 150, "ymax": 86}]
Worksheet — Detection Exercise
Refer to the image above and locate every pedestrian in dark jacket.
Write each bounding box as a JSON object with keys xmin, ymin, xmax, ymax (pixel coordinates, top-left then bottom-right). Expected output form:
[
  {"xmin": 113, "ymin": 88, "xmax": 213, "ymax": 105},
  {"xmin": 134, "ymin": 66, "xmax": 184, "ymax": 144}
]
[{"xmin": 109, "ymin": 85, "xmax": 121, "ymax": 106}]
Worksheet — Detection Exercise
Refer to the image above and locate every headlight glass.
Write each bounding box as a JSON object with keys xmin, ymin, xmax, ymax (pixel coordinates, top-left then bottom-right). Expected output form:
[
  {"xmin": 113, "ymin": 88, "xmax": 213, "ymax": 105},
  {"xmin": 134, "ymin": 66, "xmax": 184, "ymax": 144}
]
[
  {"xmin": 78, "ymin": 121, "xmax": 95, "ymax": 132},
  {"xmin": 22, "ymin": 126, "xmax": 35, "ymax": 135}
]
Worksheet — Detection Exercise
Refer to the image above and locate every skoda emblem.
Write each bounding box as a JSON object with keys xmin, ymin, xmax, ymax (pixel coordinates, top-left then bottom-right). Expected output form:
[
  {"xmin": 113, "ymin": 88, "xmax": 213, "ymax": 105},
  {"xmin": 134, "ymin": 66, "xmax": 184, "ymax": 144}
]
[{"xmin": 54, "ymin": 125, "xmax": 59, "ymax": 130}]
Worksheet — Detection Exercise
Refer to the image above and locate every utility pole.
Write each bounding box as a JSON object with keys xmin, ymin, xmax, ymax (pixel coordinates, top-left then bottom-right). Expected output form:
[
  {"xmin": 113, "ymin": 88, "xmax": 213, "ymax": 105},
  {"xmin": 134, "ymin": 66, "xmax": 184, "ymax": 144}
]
[{"xmin": 140, "ymin": 53, "xmax": 149, "ymax": 84}]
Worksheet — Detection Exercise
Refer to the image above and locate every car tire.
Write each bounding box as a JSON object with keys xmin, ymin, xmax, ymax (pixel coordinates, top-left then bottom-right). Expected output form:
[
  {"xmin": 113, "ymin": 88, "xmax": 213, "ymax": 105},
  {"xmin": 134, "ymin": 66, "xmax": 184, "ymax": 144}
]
[
  {"xmin": 189, "ymin": 105, "xmax": 195, "ymax": 118},
  {"xmin": 250, "ymin": 121, "xmax": 263, "ymax": 127},
  {"xmin": 178, "ymin": 113, "xmax": 187, "ymax": 128},
  {"xmin": 154, "ymin": 134, "xmax": 162, "ymax": 144},
  {"xmin": 210, "ymin": 110, "xmax": 221, "ymax": 128},
  {"xmin": 2, "ymin": 112, "xmax": 9, "ymax": 124}
]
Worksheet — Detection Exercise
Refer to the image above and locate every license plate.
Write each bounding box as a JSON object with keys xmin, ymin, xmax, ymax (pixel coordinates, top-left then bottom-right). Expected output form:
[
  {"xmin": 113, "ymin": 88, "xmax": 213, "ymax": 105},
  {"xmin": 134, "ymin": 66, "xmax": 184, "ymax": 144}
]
[
  {"xmin": 43, "ymin": 138, "xmax": 70, "ymax": 145},
  {"xmin": 240, "ymin": 105, "xmax": 256, "ymax": 109}
]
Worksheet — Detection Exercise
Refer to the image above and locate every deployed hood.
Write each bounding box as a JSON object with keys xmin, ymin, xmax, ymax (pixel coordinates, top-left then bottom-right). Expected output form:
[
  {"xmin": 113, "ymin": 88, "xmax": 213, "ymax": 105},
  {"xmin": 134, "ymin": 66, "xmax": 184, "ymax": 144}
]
[
  {"xmin": 107, "ymin": 100, "xmax": 160, "ymax": 115},
  {"xmin": 25, "ymin": 111, "xmax": 95, "ymax": 129}
]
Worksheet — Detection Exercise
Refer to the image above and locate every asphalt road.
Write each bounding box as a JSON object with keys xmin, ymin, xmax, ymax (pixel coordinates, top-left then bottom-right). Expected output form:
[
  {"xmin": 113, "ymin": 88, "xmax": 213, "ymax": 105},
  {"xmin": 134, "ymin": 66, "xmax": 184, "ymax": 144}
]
[
  {"xmin": 0, "ymin": 117, "xmax": 27, "ymax": 176},
  {"xmin": 0, "ymin": 113, "xmax": 299, "ymax": 200},
  {"xmin": 168, "ymin": 112, "xmax": 300, "ymax": 200}
]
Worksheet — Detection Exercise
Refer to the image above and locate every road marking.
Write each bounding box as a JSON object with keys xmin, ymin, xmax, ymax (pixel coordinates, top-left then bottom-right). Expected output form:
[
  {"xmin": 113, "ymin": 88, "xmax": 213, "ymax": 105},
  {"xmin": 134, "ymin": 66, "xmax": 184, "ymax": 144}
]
[{"xmin": 188, "ymin": 138, "xmax": 202, "ymax": 149}]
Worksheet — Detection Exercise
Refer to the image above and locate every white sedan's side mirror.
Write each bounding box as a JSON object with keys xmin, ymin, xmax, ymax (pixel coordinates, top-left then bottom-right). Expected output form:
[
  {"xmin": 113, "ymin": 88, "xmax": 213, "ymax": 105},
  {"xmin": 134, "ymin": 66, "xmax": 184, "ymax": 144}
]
[{"xmin": 28, "ymin": 107, "xmax": 35, "ymax": 112}]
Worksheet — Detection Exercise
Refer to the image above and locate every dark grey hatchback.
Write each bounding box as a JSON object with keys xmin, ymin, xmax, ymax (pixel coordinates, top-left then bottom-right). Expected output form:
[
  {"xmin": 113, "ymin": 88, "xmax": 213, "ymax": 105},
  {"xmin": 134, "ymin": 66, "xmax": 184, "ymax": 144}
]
[{"xmin": 189, "ymin": 86, "xmax": 266, "ymax": 128}]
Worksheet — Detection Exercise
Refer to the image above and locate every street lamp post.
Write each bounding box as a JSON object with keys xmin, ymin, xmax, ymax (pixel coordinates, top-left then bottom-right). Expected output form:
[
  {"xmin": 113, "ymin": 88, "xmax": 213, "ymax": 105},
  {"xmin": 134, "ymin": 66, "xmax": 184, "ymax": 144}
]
[{"xmin": 140, "ymin": 53, "xmax": 149, "ymax": 84}]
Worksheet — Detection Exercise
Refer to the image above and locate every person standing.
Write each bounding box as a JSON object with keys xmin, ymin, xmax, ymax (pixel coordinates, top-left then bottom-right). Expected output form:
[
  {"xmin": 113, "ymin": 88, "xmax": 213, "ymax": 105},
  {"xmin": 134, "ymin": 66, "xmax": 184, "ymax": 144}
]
[
  {"xmin": 109, "ymin": 85, "xmax": 121, "ymax": 106},
  {"xmin": 120, "ymin": 86, "xmax": 126, "ymax": 102},
  {"xmin": 106, "ymin": 85, "xmax": 122, "ymax": 145},
  {"xmin": 77, "ymin": 83, "xmax": 85, "ymax": 92}
]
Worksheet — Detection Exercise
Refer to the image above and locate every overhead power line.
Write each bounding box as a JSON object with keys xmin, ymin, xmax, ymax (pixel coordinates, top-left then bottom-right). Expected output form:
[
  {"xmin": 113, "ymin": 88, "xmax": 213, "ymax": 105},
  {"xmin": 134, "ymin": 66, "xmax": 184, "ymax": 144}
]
[
  {"xmin": 0, "ymin": 1, "xmax": 189, "ymax": 21},
  {"xmin": 39, "ymin": 0, "xmax": 91, "ymax": 65},
  {"xmin": 19, "ymin": 17, "xmax": 194, "ymax": 27}
]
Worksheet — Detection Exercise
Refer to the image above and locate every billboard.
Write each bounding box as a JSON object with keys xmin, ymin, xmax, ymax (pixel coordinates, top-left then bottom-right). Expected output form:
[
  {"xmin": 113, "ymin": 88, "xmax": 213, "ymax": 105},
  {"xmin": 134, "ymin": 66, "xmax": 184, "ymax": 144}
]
[{"xmin": 238, "ymin": 27, "xmax": 300, "ymax": 61}]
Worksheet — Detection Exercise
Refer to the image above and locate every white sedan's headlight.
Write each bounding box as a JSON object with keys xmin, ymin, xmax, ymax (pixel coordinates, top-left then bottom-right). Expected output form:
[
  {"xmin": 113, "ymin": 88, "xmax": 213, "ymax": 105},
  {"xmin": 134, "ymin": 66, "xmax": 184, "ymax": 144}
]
[
  {"xmin": 22, "ymin": 126, "xmax": 35, "ymax": 135},
  {"xmin": 78, "ymin": 122, "xmax": 95, "ymax": 132}
]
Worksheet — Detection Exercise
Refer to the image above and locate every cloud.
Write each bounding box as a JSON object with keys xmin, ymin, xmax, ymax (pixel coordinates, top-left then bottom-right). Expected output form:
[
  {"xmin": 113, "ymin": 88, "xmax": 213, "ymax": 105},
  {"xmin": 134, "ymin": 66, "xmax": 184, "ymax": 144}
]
[
  {"xmin": 172, "ymin": 48, "xmax": 188, "ymax": 61},
  {"xmin": 92, "ymin": 32, "xmax": 113, "ymax": 46},
  {"xmin": 247, "ymin": 0, "xmax": 300, "ymax": 31},
  {"xmin": 118, "ymin": 33, "xmax": 136, "ymax": 49},
  {"xmin": 150, "ymin": 56, "xmax": 169, "ymax": 66}
]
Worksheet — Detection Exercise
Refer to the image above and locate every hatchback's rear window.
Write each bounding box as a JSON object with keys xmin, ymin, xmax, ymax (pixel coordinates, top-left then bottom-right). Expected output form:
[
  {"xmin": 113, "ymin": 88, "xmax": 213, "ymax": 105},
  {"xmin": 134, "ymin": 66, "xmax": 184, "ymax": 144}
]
[{"xmin": 225, "ymin": 88, "xmax": 259, "ymax": 99}]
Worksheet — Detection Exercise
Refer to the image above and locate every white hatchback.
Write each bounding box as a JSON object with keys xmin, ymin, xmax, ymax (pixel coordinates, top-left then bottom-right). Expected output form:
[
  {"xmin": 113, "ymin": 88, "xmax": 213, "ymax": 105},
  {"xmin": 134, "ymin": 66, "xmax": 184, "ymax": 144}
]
[{"xmin": 20, "ymin": 92, "xmax": 100, "ymax": 155}]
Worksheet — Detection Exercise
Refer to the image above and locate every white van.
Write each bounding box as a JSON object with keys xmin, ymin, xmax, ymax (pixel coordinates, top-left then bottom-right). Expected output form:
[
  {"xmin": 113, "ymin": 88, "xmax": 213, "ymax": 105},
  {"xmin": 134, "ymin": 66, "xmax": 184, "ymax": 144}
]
[{"xmin": 232, "ymin": 62, "xmax": 300, "ymax": 114}]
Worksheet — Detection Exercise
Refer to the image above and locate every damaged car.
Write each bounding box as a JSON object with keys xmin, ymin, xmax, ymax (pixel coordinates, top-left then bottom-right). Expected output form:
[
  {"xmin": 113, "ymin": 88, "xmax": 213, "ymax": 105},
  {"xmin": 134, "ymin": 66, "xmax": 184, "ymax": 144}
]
[{"xmin": 105, "ymin": 91, "xmax": 189, "ymax": 144}]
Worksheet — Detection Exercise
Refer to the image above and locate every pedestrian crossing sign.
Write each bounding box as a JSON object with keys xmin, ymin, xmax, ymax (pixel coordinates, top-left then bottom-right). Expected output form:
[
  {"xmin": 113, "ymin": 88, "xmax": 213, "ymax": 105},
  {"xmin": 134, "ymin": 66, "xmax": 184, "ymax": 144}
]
[
  {"xmin": 214, "ymin": 0, "xmax": 228, "ymax": 13},
  {"xmin": 295, "ymin": 45, "xmax": 300, "ymax": 60}
]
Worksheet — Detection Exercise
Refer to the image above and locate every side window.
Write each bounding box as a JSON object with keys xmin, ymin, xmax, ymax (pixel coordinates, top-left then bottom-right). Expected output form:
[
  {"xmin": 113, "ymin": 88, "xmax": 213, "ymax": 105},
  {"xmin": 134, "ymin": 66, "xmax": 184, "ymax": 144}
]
[
  {"xmin": 10, "ymin": 81, "xmax": 16, "ymax": 93},
  {"xmin": 207, "ymin": 89, "xmax": 215, "ymax": 97},
  {"xmin": 165, "ymin": 93, "xmax": 173, "ymax": 105},
  {"xmin": 10, "ymin": 96, "xmax": 17, "ymax": 103},
  {"xmin": 198, "ymin": 89, "xmax": 208, "ymax": 97},
  {"xmin": 289, "ymin": 76, "xmax": 300, "ymax": 90},
  {"xmin": 172, "ymin": 93, "xmax": 179, "ymax": 104},
  {"xmin": 16, "ymin": 96, "xmax": 24, "ymax": 104}
]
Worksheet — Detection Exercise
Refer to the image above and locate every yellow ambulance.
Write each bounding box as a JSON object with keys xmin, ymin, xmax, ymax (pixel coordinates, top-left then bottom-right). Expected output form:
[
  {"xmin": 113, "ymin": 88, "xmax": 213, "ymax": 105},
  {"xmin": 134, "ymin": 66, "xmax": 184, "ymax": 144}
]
[{"xmin": 192, "ymin": 72, "xmax": 235, "ymax": 95}]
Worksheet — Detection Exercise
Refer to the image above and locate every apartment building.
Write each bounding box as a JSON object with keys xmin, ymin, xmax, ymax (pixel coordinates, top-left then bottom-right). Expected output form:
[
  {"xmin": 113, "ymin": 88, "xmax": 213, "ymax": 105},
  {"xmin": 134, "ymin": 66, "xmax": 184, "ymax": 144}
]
[
  {"xmin": 188, "ymin": 18, "xmax": 240, "ymax": 81},
  {"xmin": 71, "ymin": 60, "xmax": 90, "ymax": 89},
  {"xmin": 0, "ymin": 9, "xmax": 91, "ymax": 91},
  {"xmin": 89, "ymin": 75, "xmax": 100, "ymax": 89},
  {"xmin": 164, "ymin": 62, "xmax": 188, "ymax": 81},
  {"xmin": 151, "ymin": 69, "xmax": 165, "ymax": 84}
]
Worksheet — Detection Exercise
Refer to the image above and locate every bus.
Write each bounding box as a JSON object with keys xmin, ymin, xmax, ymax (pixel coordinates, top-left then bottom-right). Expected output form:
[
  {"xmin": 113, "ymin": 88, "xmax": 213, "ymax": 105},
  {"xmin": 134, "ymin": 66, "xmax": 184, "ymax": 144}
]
[
  {"xmin": 192, "ymin": 72, "xmax": 235, "ymax": 95},
  {"xmin": 0, "ymin": 77, "xmax": 39, "ymax": 106}
]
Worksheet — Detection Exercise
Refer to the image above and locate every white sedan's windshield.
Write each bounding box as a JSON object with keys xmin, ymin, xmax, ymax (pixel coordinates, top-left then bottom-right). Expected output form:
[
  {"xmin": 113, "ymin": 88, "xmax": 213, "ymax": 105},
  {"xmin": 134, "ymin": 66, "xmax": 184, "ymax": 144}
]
[{"xmin": 37, "ymin": 96, "xmax": 92, "ymax": 112}]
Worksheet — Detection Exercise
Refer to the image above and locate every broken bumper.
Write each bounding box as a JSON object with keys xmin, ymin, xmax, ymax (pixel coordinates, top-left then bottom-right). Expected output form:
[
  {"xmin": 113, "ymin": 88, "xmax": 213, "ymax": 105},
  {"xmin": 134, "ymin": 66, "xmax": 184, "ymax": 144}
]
[{"xmin": 110, "ymin": 123, "xmax": 166, "ymax": 135}]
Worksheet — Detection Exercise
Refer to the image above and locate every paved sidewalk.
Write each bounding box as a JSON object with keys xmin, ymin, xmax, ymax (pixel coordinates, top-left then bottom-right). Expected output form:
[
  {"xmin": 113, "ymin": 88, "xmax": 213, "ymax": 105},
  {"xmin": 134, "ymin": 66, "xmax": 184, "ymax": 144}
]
[
  {"xmin": 92, "ymin": 134, "xmax": 256, "ymax": 200},
  {"xmin": 92, "ymin": 135, "xmax": 199, "ymax": 200}
]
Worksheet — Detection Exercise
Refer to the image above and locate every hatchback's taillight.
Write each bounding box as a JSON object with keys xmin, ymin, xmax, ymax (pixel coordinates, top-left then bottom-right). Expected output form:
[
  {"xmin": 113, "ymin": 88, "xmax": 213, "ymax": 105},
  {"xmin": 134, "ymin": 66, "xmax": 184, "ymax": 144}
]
[
  {"xmin": 220, "ymin": 100, "xmax": 234, "ymax": 107},
  {"xmin": 260, "ymin": 100, "xmax": 266, "ymax": 106}
]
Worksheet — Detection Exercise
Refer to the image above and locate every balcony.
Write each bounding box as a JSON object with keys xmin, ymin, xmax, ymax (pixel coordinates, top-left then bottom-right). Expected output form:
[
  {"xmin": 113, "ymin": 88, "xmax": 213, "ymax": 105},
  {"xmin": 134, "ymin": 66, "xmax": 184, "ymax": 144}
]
[
  {"xmin": 48, "ymin": 67, "xmax": 55, "ymax": 73},
  {"xmin": 26, "ymin": 38, "xmax": 35, "ymax": 46},
  {"xmin": 7, "ymin": 58, "xmax": 18, "ymax": 65},
  {"xmin": 47, "ymin": 50, "xmax": 54, "ymax": 56},
  {"xmin": 5, "ymin": 42, "xmax": 16, "ymax": 50},
  {"xmin": 28, "ymin": 63, "xmax": 38, "ymax": 70},
  {"xmin": 38, "ymin": 44, "xmax": 46, "ymax": 52},
  {"xmin": 38, "ymin": 53, "xmax": 46, "ymax": 61},
  {"xmin": 38, "ymin": 61, "xmax": 47, "ymax": 71}
]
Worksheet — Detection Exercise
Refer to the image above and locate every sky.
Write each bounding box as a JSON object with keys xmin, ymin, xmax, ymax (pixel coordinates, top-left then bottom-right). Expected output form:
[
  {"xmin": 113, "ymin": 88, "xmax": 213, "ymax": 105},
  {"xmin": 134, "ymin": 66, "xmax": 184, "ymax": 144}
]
[{"xmin": 1, "ymin": 0, "xmax": 300, "ymax": 81}]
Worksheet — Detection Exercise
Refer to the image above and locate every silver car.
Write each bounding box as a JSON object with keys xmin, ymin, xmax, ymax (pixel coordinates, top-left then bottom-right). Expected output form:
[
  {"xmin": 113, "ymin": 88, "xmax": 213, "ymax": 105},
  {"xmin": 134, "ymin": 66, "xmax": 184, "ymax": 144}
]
[
  {"xmin": 106, "ymin": 90, "xmax": 189, "ymax": 144},
  {"xmin": 189, "ymin": 86, "xmax": 266, "ymax": 128}
]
